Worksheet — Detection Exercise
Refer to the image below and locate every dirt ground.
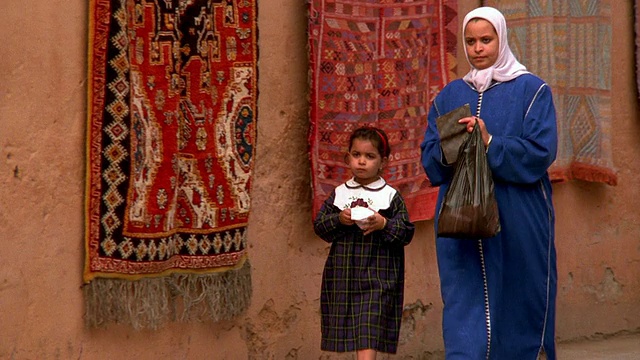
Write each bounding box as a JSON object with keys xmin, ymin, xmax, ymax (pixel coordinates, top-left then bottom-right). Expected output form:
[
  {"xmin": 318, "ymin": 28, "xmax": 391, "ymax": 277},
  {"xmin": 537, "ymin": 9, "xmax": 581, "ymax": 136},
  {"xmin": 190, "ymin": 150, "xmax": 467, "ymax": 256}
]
[
  {"xmin": 557, "ymin": 333, "xmax": 640, "ymax": 359},
  {"xmin": 370, "ymin": 333, "xmax": 640, "ymax": 359}
]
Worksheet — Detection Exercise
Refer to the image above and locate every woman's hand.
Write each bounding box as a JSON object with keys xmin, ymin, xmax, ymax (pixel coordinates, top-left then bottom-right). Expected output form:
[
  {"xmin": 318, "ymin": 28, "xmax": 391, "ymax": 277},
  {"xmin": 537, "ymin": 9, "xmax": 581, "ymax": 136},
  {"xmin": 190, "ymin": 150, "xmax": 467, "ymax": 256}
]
[{"xmin": 459, "ymin": 116, "xmax": 492, "ymax": 147}]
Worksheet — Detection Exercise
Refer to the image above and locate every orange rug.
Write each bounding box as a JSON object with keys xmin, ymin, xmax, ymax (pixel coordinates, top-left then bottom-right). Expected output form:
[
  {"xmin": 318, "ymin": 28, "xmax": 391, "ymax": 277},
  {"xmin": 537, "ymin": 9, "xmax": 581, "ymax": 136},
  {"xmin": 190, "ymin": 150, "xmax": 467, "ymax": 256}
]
[{"xmin": 84, "ymin": 0, "xmax": 256, "ymax": 329}]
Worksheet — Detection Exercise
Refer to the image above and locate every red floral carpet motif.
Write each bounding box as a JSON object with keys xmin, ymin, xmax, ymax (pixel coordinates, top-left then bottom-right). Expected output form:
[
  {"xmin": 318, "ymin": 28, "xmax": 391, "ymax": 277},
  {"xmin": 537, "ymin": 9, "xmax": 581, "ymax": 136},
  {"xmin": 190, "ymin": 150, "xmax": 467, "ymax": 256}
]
[
  {"xmin": 85, "ymin": 0, "xmax": 256, "ymax": 328},
  {"xmin": 308, "ymin": 0, "xmax": 458, "ymax": 222}
]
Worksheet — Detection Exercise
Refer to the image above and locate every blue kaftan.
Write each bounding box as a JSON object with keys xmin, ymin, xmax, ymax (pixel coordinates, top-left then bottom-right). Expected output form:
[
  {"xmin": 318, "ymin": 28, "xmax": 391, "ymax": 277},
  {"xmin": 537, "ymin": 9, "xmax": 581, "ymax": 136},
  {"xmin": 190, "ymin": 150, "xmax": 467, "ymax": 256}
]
[{"xmin": 420, "ymin": 74, "xmax": 558, "ymax": 360}]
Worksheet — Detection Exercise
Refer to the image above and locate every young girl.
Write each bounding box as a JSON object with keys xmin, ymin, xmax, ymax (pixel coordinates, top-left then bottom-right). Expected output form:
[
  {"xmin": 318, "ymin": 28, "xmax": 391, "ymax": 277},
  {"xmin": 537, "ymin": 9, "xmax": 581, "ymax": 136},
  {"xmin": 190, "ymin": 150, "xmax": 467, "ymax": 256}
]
[{"xmin": 313, "ymin": 126, "xmax": 415, "ymax": 359}]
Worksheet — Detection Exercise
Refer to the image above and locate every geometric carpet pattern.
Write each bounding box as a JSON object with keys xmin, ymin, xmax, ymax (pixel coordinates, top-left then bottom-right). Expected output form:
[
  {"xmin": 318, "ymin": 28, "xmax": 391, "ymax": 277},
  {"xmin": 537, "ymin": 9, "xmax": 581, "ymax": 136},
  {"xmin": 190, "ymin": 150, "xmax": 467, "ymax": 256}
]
[{"xmin": 484, "ymin": 0, "xmax": 617, "ymax": 185}]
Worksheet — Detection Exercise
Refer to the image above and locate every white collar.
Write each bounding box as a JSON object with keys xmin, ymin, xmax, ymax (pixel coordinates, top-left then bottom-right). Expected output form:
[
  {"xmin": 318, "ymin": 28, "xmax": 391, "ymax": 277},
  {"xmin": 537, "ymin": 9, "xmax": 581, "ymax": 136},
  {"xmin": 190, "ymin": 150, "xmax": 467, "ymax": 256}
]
[
  {"xmin": 334, "ymin": 177, "xmax": 396, "ymax": 212},
  {"xmin": 345, "ymin": 177, "xmax": 387, "ymax": 191}
]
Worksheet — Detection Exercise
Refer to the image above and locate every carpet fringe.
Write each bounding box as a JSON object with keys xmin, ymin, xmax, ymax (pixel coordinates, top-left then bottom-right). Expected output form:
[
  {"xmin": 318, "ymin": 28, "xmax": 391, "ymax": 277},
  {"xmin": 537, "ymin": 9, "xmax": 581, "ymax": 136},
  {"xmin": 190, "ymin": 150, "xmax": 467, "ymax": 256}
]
[
  {"xmin": 549, "ymin": 163, "xmax": 618, "ymax": 186},
  {"xmin": 83, "ymin": 260, "xmax": 252, "ymax": 330}
]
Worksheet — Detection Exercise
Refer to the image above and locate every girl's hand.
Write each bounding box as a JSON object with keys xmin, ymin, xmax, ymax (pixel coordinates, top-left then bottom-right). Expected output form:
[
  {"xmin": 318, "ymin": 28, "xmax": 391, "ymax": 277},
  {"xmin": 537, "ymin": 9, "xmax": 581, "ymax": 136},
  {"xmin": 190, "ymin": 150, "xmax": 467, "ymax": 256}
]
[
  {"xmin": 339, "ymin": 208, "xmax": 355, "ymax": 226},
  {"xmin": 361, "ymin": 212, "xmax": 387, "ymax": 236},
  {"xmin": 458, "ymin": 116, "xmax": 492, "ymax": 146}
]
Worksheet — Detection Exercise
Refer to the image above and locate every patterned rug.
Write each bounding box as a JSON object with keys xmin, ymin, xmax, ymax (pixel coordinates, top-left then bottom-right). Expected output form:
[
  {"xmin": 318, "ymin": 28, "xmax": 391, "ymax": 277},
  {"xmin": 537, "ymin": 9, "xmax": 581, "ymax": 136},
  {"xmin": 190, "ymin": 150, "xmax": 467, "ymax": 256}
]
[
  {"xmin": 84, "ymin": 0, "xmax": 256, "ymax": 329},
  {"xmin": 483, "ymin": 0, "xmax": 617, "ymax": 185},
  {"xmin": 308, "ymin": 0, "xmax": 459, "ymax": 222}
]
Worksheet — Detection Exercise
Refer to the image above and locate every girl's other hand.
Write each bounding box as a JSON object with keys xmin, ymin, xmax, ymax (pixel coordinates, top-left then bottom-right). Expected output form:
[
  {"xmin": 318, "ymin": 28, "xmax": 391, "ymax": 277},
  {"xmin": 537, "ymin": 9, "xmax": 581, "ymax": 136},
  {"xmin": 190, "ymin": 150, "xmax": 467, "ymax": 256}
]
[
  {"xmin": 362, "ymin": 213, "xmax": 387, "ymax": 236},
  {"xmin": 339, "ymin": 208, "xmax": 355, "ymax": 226}
]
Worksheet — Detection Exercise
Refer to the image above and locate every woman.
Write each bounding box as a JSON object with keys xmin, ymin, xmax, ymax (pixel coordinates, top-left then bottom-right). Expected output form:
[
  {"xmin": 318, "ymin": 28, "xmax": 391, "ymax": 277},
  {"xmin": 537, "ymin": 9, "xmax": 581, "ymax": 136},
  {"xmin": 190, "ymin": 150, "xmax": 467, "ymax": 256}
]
[{"xmin": 420, "ymin": 7, "xmax": 558, "ymax": 360}]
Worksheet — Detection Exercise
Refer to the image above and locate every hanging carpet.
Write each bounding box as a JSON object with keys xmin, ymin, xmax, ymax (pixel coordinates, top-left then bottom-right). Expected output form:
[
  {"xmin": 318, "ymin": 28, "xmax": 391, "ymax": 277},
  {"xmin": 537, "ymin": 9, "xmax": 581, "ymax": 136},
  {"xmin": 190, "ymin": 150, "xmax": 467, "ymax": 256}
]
[
  {"xmin": 84, "ymin": 0, "xmax": 256, "ymax": 329},
  {"xmin": 308, "ymin": 0, "xmax": 459, "ymax": 222},
  {"xmin": 483, "ymin": 0, "xmax": 617, "ymax": 185}
]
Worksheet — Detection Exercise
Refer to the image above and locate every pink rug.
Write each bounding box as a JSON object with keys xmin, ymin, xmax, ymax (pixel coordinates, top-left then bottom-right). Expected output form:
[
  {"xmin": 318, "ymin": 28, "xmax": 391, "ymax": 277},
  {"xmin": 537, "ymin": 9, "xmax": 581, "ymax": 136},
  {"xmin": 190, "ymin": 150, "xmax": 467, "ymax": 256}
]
[{"xmin": 308, "ymin": 0, "xmax": 459, "ymax": 221}]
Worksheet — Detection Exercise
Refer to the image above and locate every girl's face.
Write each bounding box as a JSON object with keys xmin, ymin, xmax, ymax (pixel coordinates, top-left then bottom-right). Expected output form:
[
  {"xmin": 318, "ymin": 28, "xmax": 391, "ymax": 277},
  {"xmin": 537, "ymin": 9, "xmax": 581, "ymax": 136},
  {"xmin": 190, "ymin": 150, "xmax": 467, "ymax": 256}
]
[
  {"xmin": 347, "ymin": 138, "xmax": 387, "ymax": 185},
  {"xmin": 464, "ymin": 19, "xmax": 499, "ymax": 70}
]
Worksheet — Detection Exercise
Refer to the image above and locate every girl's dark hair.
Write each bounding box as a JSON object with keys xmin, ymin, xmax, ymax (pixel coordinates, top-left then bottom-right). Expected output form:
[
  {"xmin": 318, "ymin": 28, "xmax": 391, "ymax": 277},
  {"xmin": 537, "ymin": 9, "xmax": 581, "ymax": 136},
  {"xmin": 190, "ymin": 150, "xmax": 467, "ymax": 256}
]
[{"xmin": 348, "ymin": 126, "xmax": 391, "ymax": 158}]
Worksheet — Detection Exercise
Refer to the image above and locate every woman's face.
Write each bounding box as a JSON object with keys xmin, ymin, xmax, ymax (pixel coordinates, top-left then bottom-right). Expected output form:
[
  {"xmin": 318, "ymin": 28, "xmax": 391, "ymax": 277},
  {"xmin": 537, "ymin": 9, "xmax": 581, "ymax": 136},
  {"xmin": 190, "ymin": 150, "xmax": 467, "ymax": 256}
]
[{"xmin": 464, "ymin": 18, "xmax": 499, "ymax": 70}]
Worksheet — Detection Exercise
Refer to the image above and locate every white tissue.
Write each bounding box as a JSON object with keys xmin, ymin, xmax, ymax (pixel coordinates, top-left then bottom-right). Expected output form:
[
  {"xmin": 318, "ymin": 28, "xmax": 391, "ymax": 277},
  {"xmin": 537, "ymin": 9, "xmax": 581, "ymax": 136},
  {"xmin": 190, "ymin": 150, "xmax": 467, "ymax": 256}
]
[
  {"xmin": 350, "ymin": 206, "xmax": 374, "ymax": 229},
  {"xmin": 350, "ymin": 206, "xmax": 374, "ymax": 220}
]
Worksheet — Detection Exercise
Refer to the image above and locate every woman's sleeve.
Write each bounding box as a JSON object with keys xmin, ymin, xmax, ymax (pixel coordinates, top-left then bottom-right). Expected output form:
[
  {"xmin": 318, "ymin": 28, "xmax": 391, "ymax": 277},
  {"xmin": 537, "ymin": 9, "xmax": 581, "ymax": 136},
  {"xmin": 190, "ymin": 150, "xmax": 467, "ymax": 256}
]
[
  {"xmin": 420, "ymin": 99, "xmax": 455, "ymax": 186},
  {"xmin": 379, "ymin": 192, "xmax": 415, "ymax": 246},
  {"xmin": 313, "ymin": 191, "xmax": 344, "ymax": 243},
  {"xmin": 487, "ymin": 83, "xmax": 558, "ymax": 184}
]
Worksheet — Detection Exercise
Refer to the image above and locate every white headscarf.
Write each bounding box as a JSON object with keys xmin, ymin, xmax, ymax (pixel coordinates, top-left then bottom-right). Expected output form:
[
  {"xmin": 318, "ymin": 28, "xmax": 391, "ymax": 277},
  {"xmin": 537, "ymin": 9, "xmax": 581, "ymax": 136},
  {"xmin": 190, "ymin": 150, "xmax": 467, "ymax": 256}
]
[{"xmin": 462, "ymin": 7, "xmax": 528, "ymax": 92}]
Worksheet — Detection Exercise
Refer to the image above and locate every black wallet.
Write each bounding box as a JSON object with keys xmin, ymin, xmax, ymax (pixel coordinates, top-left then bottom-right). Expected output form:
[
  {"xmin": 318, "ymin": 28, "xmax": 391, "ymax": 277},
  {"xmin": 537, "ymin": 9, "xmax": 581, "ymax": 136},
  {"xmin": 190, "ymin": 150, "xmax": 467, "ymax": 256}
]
[{"xmin": 435, "ymin": 103, "xmax": 471, "ymax": 164}]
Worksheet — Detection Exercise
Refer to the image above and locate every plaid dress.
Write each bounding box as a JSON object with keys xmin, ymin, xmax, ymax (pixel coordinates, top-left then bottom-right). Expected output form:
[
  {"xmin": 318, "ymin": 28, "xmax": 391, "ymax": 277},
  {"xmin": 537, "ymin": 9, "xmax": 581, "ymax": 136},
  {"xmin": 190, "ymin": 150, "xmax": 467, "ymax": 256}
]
[{"xmin": 313, "ymin": 178, "xmax": 415, "ymax": 354}]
